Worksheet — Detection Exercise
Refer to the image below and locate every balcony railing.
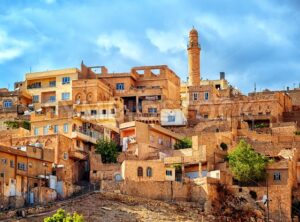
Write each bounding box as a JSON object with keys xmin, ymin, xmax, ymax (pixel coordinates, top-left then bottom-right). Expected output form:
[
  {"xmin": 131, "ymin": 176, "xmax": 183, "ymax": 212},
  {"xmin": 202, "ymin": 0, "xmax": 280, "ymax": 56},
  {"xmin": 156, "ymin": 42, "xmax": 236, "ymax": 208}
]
[
  {"xmin": 75, "ymin": 113, "xmax": 116, "ymax": 120},
  {"xmin": 72, "ymin": 129, "xmax": 103, "ymax": 144},
  {"xmin": 41, "ymin": 99, "xmax": 56, "ymax": 104}
]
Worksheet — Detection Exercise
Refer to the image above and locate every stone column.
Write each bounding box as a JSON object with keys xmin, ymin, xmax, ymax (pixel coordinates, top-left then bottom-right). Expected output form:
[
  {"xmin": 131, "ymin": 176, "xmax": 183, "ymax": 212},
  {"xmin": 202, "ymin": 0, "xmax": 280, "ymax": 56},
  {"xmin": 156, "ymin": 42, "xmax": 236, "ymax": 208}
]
[
  {"xmin": 198, "ymin": 162, "xmax": 202, "ymax": 178},
  {"xmin": 136, "ymin": 96, "xmax": 140, "ymax": 113}
]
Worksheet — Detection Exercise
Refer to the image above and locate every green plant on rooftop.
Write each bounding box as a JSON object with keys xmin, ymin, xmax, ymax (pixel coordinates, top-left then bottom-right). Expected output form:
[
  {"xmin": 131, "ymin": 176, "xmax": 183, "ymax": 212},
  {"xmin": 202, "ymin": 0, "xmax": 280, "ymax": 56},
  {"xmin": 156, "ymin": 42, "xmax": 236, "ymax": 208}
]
[{"xmin": 174, "ymin": 137, "xmax": 192, "ymax": 150}]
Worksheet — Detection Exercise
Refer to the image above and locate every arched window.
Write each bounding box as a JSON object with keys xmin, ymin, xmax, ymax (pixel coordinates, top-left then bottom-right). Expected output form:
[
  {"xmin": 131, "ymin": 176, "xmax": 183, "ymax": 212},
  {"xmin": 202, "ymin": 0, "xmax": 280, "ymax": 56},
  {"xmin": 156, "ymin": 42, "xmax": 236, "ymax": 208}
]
[
  {"xmin": 137, "ymin": 167, "xmax": 143, "ymax": 177},
  {"xmin": 146, "ymin": 167, "xmax": 152, "ymax": 177}
]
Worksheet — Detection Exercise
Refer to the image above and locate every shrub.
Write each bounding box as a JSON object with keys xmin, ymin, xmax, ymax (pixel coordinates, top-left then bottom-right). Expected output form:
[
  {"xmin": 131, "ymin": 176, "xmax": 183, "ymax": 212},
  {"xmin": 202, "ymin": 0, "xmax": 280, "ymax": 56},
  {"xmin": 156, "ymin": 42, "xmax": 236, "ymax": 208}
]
[
  {"xmin": 174, "ymin": 137, "xmax": 192, "ymax": 149},
  {"xmin": 44, "ymin": 209, "xmax": 84, "ymax": 222}
]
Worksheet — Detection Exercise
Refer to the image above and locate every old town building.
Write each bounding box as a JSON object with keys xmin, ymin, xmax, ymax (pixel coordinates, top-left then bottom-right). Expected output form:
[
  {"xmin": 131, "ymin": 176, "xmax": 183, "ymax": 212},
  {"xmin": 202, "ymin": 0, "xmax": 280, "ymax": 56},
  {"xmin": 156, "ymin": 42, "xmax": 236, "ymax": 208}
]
[
  {"xmin": 0, "ymin": 87, "xmax": 31, "ymax": 130},
  {"xmin": 1, "ymin": 27, "xmax": 300, "ymax": 221}
]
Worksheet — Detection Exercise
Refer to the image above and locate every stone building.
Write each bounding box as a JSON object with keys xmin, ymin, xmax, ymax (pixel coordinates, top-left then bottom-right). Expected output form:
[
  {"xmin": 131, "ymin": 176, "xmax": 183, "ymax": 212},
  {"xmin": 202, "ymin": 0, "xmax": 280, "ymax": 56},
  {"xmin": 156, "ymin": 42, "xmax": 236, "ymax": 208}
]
[
  {"xmin": 185, "ymin": 28, "xmax": 293, "ymax": 131},
  {"xmin": 94, "ymin": 64, "xmax": 182, "ymax": 124},
  {"xmin": 0, "ymin": 144, "xmax": 53, "ymax": 208},
  {"xmin": 0, "ymin": 87, "xmax": 31, "ymax": 130},
  {"xmin": 118, "ymin": 121, "xmax": 182, "ymax": 161}
]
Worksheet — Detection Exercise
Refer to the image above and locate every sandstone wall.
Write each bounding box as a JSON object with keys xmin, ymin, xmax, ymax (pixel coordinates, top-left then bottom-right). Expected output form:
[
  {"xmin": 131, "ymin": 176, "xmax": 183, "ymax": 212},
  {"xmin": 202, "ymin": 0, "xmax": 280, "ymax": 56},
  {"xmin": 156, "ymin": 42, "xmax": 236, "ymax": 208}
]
[{"xmin": 120, "ymin": 180, "xmax": 218, "ymax": 204}]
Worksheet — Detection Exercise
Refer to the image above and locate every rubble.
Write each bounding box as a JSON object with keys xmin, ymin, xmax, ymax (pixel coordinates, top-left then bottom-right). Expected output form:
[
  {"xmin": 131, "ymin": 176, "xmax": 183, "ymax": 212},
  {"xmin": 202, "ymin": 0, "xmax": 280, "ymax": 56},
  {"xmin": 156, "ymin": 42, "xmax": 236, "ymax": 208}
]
[{"xmin": 1, "ymin": 191, "xmax": 267, "ymax": 222}]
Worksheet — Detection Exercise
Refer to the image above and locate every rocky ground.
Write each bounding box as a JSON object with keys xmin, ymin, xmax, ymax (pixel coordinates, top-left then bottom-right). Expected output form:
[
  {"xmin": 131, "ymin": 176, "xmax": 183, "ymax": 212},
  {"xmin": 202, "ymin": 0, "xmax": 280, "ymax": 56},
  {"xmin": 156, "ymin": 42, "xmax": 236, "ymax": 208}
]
[
  {"xmin": 3, "ymin": 190, "xmax": 265, "ymax": 222},
  {"xmin": 16, "ymin": 192, "xmax": 206, "ymax": 222}
]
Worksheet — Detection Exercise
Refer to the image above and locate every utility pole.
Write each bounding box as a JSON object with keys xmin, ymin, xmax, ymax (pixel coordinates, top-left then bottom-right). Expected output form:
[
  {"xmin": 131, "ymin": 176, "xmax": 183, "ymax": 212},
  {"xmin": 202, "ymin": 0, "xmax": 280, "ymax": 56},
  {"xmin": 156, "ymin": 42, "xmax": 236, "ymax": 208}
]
[{"xmin": 266, "ymin": 175, "xmax": 270, "ymax": 222}]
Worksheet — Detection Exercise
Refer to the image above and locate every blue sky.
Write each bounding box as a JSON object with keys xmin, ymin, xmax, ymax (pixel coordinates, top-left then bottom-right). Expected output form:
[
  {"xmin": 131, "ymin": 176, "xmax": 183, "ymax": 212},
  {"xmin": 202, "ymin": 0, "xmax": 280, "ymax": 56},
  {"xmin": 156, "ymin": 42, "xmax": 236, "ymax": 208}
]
[{"xmin": 0, "ymin": 0, "xmax": 299, "ymax": 93}]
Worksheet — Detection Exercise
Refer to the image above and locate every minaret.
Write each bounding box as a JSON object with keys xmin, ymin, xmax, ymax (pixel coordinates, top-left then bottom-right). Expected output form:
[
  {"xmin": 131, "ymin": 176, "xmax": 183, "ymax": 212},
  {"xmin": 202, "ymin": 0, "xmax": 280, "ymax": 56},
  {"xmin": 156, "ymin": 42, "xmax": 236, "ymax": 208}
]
[{"xmin": 187, "ymin": 27, "xmax": 200, "ymax": 86}]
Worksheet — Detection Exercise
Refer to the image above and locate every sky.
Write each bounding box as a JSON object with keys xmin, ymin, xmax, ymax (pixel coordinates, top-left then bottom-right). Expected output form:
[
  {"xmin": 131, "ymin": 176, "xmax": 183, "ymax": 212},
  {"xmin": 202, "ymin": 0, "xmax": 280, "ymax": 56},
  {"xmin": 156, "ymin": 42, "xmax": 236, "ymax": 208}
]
[{"xmin": 0, "ymin": 0, "xmax": 299, "ymax": 93}]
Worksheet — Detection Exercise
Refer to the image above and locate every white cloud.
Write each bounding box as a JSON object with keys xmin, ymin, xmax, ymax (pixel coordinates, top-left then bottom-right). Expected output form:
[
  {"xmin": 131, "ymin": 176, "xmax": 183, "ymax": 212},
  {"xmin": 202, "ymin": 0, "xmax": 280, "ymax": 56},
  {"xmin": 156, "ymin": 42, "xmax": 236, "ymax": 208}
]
[
  {"xmin": 96, "ymin": 32, "xmax": 143, "ymax": 62},
  {"xmin": 146, "ymin": 29, "xmax": 186, "ymax": 53},
  {"xmin": 246, "ymin": 16, "xmax": 291, "ymax": 46},
  {"xmin": 0, "ymin": 31, "xmax": 30, "ymax": 63},
  {"xmin": 44, "ymin": 0, "xmax": 56, "ymax": 4}
]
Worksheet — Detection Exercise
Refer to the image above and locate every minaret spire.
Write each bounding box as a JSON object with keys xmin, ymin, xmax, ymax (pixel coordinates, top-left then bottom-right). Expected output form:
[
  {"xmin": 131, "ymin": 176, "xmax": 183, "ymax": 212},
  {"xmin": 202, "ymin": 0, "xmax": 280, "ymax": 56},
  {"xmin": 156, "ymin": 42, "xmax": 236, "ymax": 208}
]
[{"xmin": 187, "ymin": 27, "xmax": 200, "ymax": 86}]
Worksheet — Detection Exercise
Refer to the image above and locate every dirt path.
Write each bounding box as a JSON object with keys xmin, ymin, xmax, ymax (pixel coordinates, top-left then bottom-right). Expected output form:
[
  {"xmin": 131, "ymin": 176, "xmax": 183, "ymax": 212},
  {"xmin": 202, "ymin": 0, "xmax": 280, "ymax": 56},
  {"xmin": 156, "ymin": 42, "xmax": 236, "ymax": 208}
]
[{"xmin": 15, "ymin": 192, "xmax": 209, "ymax": 222}]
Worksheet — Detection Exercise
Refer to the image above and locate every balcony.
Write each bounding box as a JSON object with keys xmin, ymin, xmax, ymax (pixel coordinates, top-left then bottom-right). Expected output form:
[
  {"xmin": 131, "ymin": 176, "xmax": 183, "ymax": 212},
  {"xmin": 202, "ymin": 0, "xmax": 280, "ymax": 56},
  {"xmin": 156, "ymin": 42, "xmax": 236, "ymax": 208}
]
[
  {"xmin": 71, "ymin": 129, "xmax": 103, "ymax": 144},
  {"xmin": 31, "ymin": 112, "xmax": 55, "ymax": 121},
  {"xmin": 0, "ymin": 105, "xmax": 18, "ymax": 114},
  {"xmin": 41, "ymin": 99, "xmax": 56, "ymax": 107},
  {"xmin": 75, "ymin": 113, "xmax": 116, "ymax": 121},
  {"xmin": 69, "ymin": 150, "xmax": 87, "ymax": 160},
  {"xmin": 134, "ymin": 113, "xmax": 160, "ymax": 122},
  {"xmin": 115, "ymin": 86, "xmax": 163, "ymax": 97}
]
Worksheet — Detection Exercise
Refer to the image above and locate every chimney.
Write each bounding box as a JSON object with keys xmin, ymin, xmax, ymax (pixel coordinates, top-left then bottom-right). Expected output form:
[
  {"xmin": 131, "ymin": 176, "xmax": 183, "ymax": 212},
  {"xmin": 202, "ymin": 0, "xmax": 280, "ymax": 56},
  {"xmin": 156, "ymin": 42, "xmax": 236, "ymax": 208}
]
[{"xmin": 220, "ymin": 72, "xmax": 225, "ymax": 80}]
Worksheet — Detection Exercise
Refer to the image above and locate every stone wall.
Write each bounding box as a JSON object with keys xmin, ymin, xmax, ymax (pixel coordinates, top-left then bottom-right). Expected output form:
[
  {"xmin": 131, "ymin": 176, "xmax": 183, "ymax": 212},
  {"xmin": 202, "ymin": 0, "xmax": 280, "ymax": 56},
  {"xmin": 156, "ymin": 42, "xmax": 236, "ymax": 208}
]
[{"xmin": 120, "ymin": 178, "xmax": 219, "ymax": 204}]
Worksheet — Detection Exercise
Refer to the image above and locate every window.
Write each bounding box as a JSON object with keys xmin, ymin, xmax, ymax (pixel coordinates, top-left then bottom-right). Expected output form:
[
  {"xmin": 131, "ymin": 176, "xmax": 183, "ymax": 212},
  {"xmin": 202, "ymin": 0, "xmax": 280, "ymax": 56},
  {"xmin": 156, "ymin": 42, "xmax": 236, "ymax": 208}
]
[
  {"xmin": 148, "ymin": 108, "xmax": 157, "ymax": 113},
  {"xmin": 150, "ymin": 136, "xmax": 154, "ymax": 143},
  {"xmin": 54, "ymin": 125, "xmax": 58, "ymax": 134},
  {"xmin": 62, "ymin": 77, "xmax": 70, "ymax": 85},
  {"xmin": 43, "ymin": 126, "xmax": 48, "ymax": 135},
  {"xmin": 17, "ymin": 163, "xmax": 27, "ymax": 171},
  {"xmin": 116, "ymin": 83, "xmax": 124, "ymax": 90},
  {"xmin": 166, "ymin": 170, "xmax": 172, "ymax": 176},
  {"xmin": 91, "ymin": 110, "xmax": 97, "ymax": 115},
  {"xmin": 137, "ymin": 167, "xmax": 143, "ymax": 177},
  {"xmin": 28, "ymin": 82, "xmax": 41, "ymax": 89},
  {"xmin": 192, "ymin": 92, "xmax": 199, "ymax": 101},
  {"xmin": 62, "ymin": 92, "xmax": 70, "ymax": 100},
  {"xmin": 158, "ymin": 138, "xmax": 163, "ymax": 145},
  {"xmin": 273, "ymin": 172, "xmax": 281, "ymax": 181},
  {"xmin": 63, "ymin": 123, "xmax": 68, "ymax": 133},
  {"xmin": 168, "ymin": 116, "xmax": 175, "ymax": 122},
  {"xmin": 146, "ymin": 167, "xmax": 152, "ymax": 177},
  {"xmin": 204, "ymin": 114, "xmax": 209, "ymax": 119},
  {"xmin": 3, "ymin": 100, "xmax": 12, "ymax": 108},
  {"xmin": 111, "ymin": 109, "xmax": 115, "ymax": 114},
  {"xmin": 76, "ymin": 140, "xmax": 80, "ymax": 147},
  {"xmin": 1, "ymin": 158, "xmax": 7, "ymax": 164},
  {"xmin": 63, "ymin": 152, "xmax": 68, "ymax": 160},
  {"xmin": 32, "ymin": 95, "xmax": 39, "ymax": 103},
  {"xmin": 49, "ymin": 81, "xmax": 56, "ymax": 87},
  {"xmin": 204, "ymin": 92, "xmax": 209, "ymax": 100},
  {"xmin": 10, "ymin": 160, "xmax": 14, "ymax": 168},
  {"xmin": 49, "ymin": 96, "xmax": 56, "ymax": 102},
  {"xmin": 34, "ymin": 127, "xmax": 39, "ymax": 136},
  {"xmin": 102, "ymin": 109, "xmax": 107, "ymax": 115}
]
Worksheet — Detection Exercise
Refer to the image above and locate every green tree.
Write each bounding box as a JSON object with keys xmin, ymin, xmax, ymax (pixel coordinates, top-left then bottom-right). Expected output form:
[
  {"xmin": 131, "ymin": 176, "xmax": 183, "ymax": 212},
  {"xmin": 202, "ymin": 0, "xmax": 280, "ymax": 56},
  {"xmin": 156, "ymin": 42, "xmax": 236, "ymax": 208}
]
[
  {"xmin": 4, "ymin": 120, "xmax": 31, "ymax": 130},
  {"xmin": 4, "ymin": 121, "xmax": 19, "ymax": 129},
  {"xmin": 95, "ymin": 138, "xmax": 118, "ymax": 163},
  {"xmin": 44, "ymin": 209, "xmax": 84, "ymax": 222},
  {"xmin": 21, "ymin": 120, "xmax": 31, "ymax": 130},
  {"xmin": 228, "ymin": 140, "xmax": 268, "ymax": 183},
  {"xmin": 174, "ymin": 137, "xmax": 192, "ymax": 150}
]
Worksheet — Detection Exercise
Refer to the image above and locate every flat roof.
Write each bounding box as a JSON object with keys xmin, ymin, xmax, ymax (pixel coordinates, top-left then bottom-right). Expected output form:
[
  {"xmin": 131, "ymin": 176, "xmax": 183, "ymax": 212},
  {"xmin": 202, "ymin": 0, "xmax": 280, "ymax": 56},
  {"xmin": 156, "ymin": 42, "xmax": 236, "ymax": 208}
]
[{"xmin": 26, "ymin": 68, "xmax": 79, "ymax": 80}]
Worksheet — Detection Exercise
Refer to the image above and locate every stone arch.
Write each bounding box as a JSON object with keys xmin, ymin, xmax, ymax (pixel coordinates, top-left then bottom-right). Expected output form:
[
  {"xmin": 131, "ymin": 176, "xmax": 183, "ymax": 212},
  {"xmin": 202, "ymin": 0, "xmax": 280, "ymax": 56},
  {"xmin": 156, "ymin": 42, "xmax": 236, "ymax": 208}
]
[
  {"xmin": 75, "ymin": 93, "xmax": 83, "ymax": 103},
  {"xmin": 86, "ymin": 92, "xmax": 94, "ymax": 103}
]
